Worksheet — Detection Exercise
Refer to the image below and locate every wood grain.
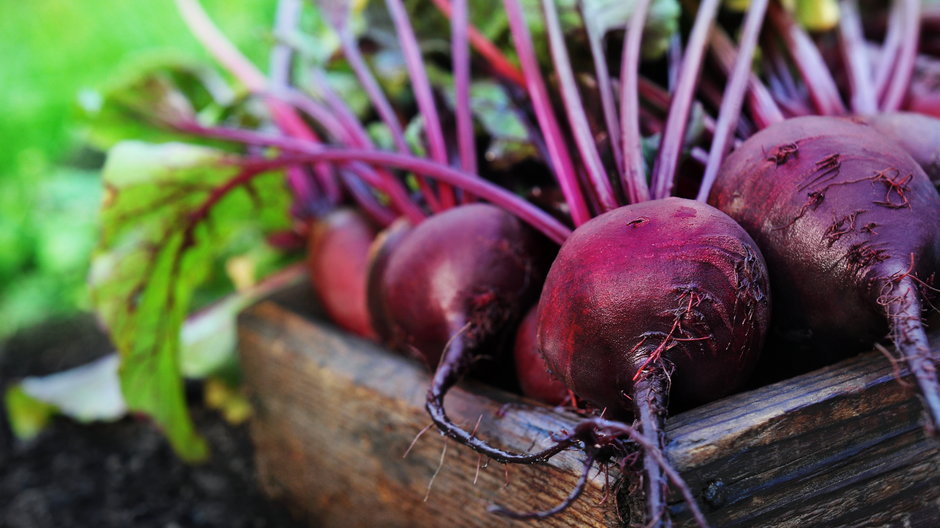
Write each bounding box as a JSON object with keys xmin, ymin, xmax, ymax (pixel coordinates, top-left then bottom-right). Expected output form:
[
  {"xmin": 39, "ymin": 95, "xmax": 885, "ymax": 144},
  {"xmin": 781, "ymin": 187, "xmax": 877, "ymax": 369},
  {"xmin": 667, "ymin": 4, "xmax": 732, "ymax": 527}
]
[{"xmin": 238, "ymin": 286, "xmax": 940, "ymax": 527}]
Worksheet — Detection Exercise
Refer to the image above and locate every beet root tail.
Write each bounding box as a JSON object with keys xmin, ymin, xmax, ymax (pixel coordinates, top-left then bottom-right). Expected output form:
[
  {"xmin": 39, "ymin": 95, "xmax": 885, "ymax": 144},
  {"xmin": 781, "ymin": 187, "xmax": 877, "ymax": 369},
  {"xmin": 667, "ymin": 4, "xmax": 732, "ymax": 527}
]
[
  {"xmin": 425, "ymin": 334, "xmax": 575, "ymax": 464},
  {"xmin": 487, "ymin": 453, "xmax": 597, "ymax": 520},
  {"xmin": 633, "ymin": 374, "xmax": 672, "ymax": 528},
  {"xmin": 888, "ymin": 282, "xmax": 940, "ymax": 434}
]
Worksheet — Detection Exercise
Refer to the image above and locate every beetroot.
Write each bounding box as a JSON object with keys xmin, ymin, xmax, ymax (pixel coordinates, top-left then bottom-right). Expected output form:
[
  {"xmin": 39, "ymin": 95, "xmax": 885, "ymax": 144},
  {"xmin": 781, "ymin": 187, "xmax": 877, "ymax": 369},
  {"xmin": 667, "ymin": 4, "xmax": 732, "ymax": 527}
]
[
  {"xmin": 537, "ymin": 197, "xmax": 770, "ymax": 523},
  {"xmin": 512, "ymin": 305, "xmax": 567, "ymax": 405},
  {"xmin": 364, "ymin": 218, "xmax": 413, "ymax": 348},
  {"xmin": 368, "ymin": 203, "xmax": 557, "ymax": 459},
  {"xmin": 708, "ymin": 115, "xmax": 940, "ymax": 431},
  {"xmin": 306, "ymin": 208, "xmax": 379, "ymax": 339}
]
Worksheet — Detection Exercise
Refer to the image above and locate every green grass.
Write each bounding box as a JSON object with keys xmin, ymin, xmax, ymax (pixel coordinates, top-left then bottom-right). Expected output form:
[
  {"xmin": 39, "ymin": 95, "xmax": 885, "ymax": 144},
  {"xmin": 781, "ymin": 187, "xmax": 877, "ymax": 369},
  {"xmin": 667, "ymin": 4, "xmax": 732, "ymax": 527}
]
[{"xmin": 0, "ymin": 0, "xmax": 277, "ymax": 338}]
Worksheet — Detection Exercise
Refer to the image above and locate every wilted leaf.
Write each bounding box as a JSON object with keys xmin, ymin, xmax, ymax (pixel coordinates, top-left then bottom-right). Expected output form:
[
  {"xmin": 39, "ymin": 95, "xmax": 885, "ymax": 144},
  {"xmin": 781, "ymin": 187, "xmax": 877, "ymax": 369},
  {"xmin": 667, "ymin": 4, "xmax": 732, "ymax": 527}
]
[{"xmin": 90, "ymin": 141, "xmax": 291, "ymax": 460}]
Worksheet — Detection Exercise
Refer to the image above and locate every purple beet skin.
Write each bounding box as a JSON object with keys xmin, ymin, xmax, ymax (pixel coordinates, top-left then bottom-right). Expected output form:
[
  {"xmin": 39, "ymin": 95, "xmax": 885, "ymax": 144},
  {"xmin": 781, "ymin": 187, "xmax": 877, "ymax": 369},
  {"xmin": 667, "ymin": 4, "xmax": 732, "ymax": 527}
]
[
  {"xmin": 538, "ymin": 197, "xmax": 771, "ymax": 414},
  {"xmin": 537, "ymin": 197, "xmax": 770, "ymax": 526},
  {"xmin": 370, "ymin": 203, "xmax": 558, "ymax": 462},
  {"xmin": 709, "ymin": 115, "xmax": 940, "ymax": 431}
]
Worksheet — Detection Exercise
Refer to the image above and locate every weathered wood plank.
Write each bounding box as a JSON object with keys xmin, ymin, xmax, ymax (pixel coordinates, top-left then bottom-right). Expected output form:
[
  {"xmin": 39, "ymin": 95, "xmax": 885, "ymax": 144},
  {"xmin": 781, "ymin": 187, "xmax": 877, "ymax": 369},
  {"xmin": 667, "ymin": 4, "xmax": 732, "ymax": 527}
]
[
  {"xmin": 239, "ymin": 286, "xmax": 940, "ymax": 527},
  {"xmin": 667, "ymin": 341, "xmax": 940, "ymax": 527},
  {"xmin": 239, "ymin": 297, "xmax": 623, "ymax": 528}
]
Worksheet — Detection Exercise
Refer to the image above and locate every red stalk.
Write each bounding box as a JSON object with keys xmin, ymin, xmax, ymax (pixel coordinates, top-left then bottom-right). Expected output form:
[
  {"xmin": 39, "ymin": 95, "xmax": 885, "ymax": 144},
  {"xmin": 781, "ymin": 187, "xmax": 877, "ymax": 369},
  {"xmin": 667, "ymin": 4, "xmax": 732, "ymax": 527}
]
[
  {"xmin": 881, "ymin": 0, "xmax": 921, "ymax": 111},
  {"xmin": 451, "ymin": 0, "xmax": 477, "ymax": 197},
  {"xmin": 650, "ymin": 0, "xmax": 721, "ymax": 199},
  {"xmin": 698, "ymin": 0, "xmax": 771, "ymax": 202},
  {"xmin": 874, "ymin": 0, "xmax": 903, "ymax": 100},
  {"xmin": 767, "ymin": 2, "xmax": 846, "ymax": 116},
  {"xmin": 541, "ymin": 0, "xmax": 618, "ymax": 212},
  {"xmin": 329, "ymin": 20, "xmax": 443, "ymax": 211},
  {"xmin": 385, "ymin": 0, "xmax": 455, "ymax": 207},
  {"xmin": 177, "ymin": 0, "xmax": 339, "ymax": 205},
  {"xmin": 502, "ymin": 0, "xmax": 592, "ymax": 226},
  {"xmin": 838, "ymin": 0, "xmax": 877, "ymax": 114},
  {"xmin": 580, "ymin": 4, "xmax": 624, "ymax": 179},
  {"xmin": 272, "ymin": 88, "xmax": 426, "ymax": 223},
  {"xmin": 181, "ymin": 123, "xmax": 572, "ymax": 244},
  {"xmin": 709, "ymin": 28, "xmax": 785, "ymax": 129},
  {"xmin": 430, "ymin": 0, "xmax": 526, "ymax": 88},
  {"xmin": 667, "ymin": 33, "xmax": 684, "ymax": 94},
  {"xmin": 619, "ymin": 0, "xmax": 653, "ymax": 204}
]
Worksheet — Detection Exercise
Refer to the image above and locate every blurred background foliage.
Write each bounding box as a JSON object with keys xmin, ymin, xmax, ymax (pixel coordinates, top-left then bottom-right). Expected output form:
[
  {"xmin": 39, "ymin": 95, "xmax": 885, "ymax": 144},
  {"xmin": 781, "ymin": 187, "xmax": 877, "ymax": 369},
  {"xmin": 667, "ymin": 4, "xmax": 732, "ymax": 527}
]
[{"xmin": 0, "ymin": 0, "xmax": 277, "ymax": 339}]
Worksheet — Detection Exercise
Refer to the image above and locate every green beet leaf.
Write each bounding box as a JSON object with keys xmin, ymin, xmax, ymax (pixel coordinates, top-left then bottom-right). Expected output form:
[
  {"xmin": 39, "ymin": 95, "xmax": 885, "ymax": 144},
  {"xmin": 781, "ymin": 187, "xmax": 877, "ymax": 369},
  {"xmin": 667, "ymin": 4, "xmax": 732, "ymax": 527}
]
[
  {"xmin": 80, "ymin": 54, "xmax": 259, "ymax": 151},
  {"xmin": 89, "ymin": 141, "xmax": 291, "ymax": 461}
]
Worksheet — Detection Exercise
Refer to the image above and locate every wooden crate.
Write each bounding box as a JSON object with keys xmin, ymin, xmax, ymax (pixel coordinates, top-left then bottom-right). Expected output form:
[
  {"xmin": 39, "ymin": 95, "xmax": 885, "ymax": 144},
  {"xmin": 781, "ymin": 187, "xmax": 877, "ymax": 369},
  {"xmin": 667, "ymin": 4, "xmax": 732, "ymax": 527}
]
[{"xmin": 237, "ymin": 285, "xmax": 940, "ymax": 527}]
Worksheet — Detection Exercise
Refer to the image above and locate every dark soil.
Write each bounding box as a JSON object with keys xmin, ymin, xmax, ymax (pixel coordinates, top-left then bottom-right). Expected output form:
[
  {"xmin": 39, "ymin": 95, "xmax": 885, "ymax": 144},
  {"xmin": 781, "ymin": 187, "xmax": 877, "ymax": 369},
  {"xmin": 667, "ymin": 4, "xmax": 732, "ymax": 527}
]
[{"xmin": 0, "ymin": 315, "xmax": 306, "ymax": 528}]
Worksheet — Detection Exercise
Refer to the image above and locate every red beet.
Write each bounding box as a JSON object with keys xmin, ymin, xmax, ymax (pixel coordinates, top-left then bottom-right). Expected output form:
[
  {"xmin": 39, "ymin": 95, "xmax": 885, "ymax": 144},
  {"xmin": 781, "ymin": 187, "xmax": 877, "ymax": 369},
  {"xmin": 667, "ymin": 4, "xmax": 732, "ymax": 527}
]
[
  {"xmin": 364, "ymin": 218, "xmax": 413, "ymax": 349},
  {"xmin": 538, "ymin": 197, "xmax": 770, "ymax": 524},
  {"xmin": 709, "ymin": 115, "xmax": 940, "ymax": 431},
  {"xmin": 368, "ymin": 203, "xmax": 557, "ymax": 460},
  {"xmin": 306, "ymin": 208, "xmax": 379, "ymax": 339},
  {"xmin": 513, "ymin": 305, "xmax": 567, "ymax": 405}
]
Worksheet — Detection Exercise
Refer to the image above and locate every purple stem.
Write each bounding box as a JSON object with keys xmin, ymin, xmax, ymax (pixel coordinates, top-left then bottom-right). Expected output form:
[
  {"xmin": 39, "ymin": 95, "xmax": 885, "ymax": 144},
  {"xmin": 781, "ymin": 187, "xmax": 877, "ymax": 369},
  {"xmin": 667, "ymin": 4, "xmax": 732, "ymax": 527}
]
[
  {"xmin": 638, "ymin": 78, "xmax": 719, "ymax": 136},
  {"xmin": 668, "ymin": 32, "xmax": 683, "ymax": 94},
  {"xmin": 334, "ymin": 29, "xmax": 442, "ymax": 212},
  {"xmin": 182, "ymin": 123, "xmax": 572, "ymax": 243},
  {"xmin": 689, "ymin": 146, "xmax": 708, "ymax": 166},
  {"xmin": 874, "ymin": 1, "xmax": 903, "ymax": 101},
  {"xmin": 451, "ymin": 0, "xmax": 477, "ymax": 194},
  {"xmin": 881, "ymin": 0, "xmax": 920, "ymax": 111},
  {"xmin": 650, "ymin": 0, "xmax": 721, "ymax": 200},
  {"xmin": 277, "ymin": 87, "xmax": 426, "ymax": 223},
  {"xmin": 385, "ymin": 0, "xmax": 456, "ymax": 207},
  {"xmin": 541, "ymin": 0, "xmax": 618, "ymax": 212},
  {"xmin": 269, "ymin": 0, "xmax": 340, "ymax": 206},
  {"xmin": 503, "ymin": 0, "xmax": 591, "ymax": 225},
  {"xmin": 620, "ymin": 0, "xmax": 653, "ymax": 204},
  {"xmin": 838, "ymin": 0, "xmax": 877, "ymax": 114},
  {"xmin": 767, "ymin": 3, "xmax": 846, "ymax": 116},
  {"xmin": 309, "ymin": 71, "xmax": 377, "ymax": 148},
  {"xmin": 335, "ymin": 31, "xmax": 408, "ymax": 153},
  {"xmin": 763, "ymin": 36, "xmax": 803, "ymax": 106},
  {"xmin": 580, "ymin": 6, "xmax": 624, "ymax": 180},
  {"xmin": 709, "ymin": 28, "xmax": 785, "ymax": 129},
  {"xmin": 177, "ymin": 0, "xmax": 336, "ymax": 206},
  {"xmin": 269, "ymin": 0, "xmax": 301, "ymax": 92},
  {"xmin": 697, "ymin": 0, "xmax": 770, "ymax": 202},
  {"xmin": 338, "ymin": 168, "xmax": 398, "ymax": 226}
]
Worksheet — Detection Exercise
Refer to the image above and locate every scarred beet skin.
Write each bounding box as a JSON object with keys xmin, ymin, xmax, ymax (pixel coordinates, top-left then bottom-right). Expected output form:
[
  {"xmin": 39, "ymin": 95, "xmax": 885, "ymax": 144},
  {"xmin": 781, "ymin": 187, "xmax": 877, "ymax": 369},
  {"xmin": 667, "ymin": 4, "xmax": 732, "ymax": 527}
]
[{"xmin": 708, "ymin": 115, "xmax": 940, "ymax": 429}]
